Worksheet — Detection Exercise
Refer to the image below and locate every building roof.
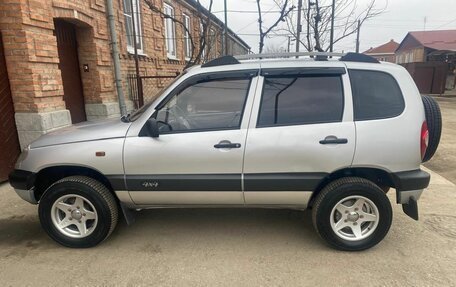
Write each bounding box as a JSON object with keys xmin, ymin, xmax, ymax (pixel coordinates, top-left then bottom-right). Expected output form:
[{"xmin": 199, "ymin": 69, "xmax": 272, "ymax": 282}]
[
  {"xmin": 399, "ymin": 30, "xmax": 456, "ymax": 52},
  {"xmin": 183, "ymin": 0, "xmax": 251, "ymax": 50},
  {"xmin": 364, "ymin": 39, "xmax": 399, "ymax": 54}
]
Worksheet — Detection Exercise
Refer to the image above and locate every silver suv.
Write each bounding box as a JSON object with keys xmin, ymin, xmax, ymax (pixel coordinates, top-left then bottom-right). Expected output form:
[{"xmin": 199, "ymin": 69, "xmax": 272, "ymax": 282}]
[{"xmin": 9, "ymin": 52, "xmax": 441, "ymax": 250}]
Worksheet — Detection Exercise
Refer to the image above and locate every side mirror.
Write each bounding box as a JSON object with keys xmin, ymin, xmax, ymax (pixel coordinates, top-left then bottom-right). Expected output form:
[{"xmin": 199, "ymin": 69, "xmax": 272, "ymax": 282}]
[{"xmin": 145, "ymin": 118, "xmax": 159, "ymax": 138}]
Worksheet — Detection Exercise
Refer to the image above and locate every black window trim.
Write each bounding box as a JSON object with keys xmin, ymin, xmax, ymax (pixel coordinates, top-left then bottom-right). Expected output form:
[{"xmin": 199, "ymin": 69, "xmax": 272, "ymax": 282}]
[
  {"xmin": 348, "ymin": 69, "xmax": 405, "ymax": 122},
  {"xmin": 145, "ymin": 69, "xmax": 258, "ymax": 135},
  {"xmin": 256, "ymin": 73, "xmax": 345, "ymax": 128}
]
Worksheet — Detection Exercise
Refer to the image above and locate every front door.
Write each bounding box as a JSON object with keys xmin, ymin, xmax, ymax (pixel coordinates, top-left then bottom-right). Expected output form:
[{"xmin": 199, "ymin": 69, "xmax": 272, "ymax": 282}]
[
  {"xmin": 0, "ymin": 32, "xmax": 20, "ymax": 182},
  {"xmin": 55, "ymin": 19, "xmax": 86, "ymax": 123},
  {"xmin": 243, "ymin": 68, "xmax": 356, "ymax": 206},
  {"xmin": 124, "ymin": 72, "xmax": 259, "ymax": 205}
]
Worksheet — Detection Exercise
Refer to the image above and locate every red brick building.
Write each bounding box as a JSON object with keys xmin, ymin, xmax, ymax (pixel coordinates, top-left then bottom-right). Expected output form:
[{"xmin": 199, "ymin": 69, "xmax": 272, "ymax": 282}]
[
  {"xmin": 0, "ymin": 0, "xmax": 249, "ymax": 179},
  {"xmin": 363, "ymin": 39, "xmax": 399, "ymax": 63}
]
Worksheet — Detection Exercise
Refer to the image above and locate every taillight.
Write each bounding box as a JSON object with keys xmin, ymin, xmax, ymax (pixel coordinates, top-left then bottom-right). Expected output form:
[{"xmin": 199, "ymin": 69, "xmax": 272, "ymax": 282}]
[{"xmin": 421, "ymin": 121, "xmax": 429, "ymax": 161}]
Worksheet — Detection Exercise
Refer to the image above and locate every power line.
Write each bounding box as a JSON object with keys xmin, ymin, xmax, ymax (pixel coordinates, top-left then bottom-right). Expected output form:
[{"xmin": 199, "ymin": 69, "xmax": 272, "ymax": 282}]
[{"xmin": 435, "ymin": 18, "xmax": 456, "ymax": 29}]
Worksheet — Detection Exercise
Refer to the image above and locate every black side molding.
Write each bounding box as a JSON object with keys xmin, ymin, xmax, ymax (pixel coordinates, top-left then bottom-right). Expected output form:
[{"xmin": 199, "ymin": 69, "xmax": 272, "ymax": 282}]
[
  {"xmin": 9, "ymin": 169, "xmax": 36, "ymax": 190},
  {"xmin": 244, "ymin": 173, "xmax": 327, "ymax": 191},
  {"xmin": 391, "ymin": 169, "xmax": 430, "ymax": 191}
]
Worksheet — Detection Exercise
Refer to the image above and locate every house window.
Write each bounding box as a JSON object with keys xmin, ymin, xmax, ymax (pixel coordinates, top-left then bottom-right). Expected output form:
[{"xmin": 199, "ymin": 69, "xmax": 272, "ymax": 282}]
[
  {"xmin": 208, "ymin": 28, "xmax": 217, "ymax": 60},
  {"xmin": 183, "ymin": 14, "xmax": 191, "ymax": 60},
  {"xmin": 164, "ymin": 3, "xmax": 176, "ymax": 58},
  {"xmin": 200, "ymin": 21, "xmax": 206, "ymax": 61},
  {"xmin": 123, "ymin": 0, "xmax": 143, "ymax": 53}
]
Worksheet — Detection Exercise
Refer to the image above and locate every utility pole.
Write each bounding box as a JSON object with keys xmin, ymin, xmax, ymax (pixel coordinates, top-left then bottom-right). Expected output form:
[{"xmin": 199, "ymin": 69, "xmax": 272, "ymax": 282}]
[
  {"xmin": 306, "ymin": 0, "xmax": 311, "ymax": 51},
  {"xmin": 329, "ymin": 0, "xmax": 335, "ymax": 52},
  {"xmin": 223, "ymin": 0, "xmax": 228, "ymax": 55},
  {"xmin": 295, "ymin": 0, "xmax": 303, "ymax": 53},
  {"xmin": 355, "ymin": 19, "xmax": 361, "ymax": 53}
]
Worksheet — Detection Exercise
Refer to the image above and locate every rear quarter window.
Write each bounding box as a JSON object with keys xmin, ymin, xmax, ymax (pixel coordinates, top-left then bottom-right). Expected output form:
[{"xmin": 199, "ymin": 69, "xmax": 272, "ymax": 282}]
[{"xmin": 349, "ymin": 69, "xmax": 405, "ymax": 121}]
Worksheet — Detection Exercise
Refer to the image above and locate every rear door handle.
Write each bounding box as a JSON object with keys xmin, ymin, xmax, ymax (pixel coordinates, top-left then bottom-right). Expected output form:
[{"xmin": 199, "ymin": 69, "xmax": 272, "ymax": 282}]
[
  {"xmin": 214, "ymin": 141, "xmax": 241, "ymax": 149},
  {"xmin": 319, "ymin": 136, "xmax": 348, "ymax": 145}
]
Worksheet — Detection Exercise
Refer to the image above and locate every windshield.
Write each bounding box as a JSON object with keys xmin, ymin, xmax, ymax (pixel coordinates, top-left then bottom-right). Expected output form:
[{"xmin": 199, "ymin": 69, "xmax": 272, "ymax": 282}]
[{"xmin": 128, "ymin": 72, "xmax": 186, "ymax": 122}]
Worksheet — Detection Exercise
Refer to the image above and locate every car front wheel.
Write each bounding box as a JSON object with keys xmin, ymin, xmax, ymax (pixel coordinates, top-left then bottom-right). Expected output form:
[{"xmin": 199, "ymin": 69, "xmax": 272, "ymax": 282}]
[{"xmin": 38, "ymin": 176, "xmax": 118, "ymax": 248}]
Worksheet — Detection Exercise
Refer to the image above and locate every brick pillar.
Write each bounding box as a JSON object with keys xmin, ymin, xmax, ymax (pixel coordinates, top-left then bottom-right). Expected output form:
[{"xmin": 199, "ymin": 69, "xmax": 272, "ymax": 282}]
[{"xmin": 0, "ymin": 0, "xmax": 70, "ymax": 148}]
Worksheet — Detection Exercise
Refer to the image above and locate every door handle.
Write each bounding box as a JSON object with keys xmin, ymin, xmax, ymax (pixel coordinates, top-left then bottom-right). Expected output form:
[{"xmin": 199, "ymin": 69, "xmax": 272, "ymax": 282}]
[
  {"xmin": 319, "ymin": 136, "xmax": 348, "ymax": 145},
  {"xmin": 214, "ymin": 141, "xmax": 241, "ymax": 149}
]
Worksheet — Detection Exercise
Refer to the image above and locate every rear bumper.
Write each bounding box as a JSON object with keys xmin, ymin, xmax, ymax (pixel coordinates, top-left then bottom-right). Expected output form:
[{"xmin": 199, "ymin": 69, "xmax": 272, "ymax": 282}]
[
  {"xmin": 9, "ymin": 169, "xmax": 37, "ymax": 204},
  {"xmin": 391, "ymin": 169, "xmax": 430, "ymax": 191},
  {"xmin": 392, "ymin": 169, "xmax": 430, "ymax": 203},
  {"xmin": 391, "ymin": 169, "xmax": 430, "ymax": 220}
]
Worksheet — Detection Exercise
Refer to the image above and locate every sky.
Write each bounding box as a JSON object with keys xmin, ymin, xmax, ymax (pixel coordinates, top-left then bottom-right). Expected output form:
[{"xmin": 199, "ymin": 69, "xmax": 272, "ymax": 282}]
[{"xmin": 200, "ymin": 0, "xmax": 456, "ymax": 53}]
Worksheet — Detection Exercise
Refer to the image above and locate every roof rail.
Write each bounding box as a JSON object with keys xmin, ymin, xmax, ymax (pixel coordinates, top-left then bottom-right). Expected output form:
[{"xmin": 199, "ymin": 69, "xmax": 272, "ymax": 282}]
[
  {"xmin": 235, "ymin": 52, "xmax": 346, "ymax": 60},
  {"xmin": 235, "ymin": 52, "xmax": 380, "ymax": 64},
  {"xmin": 200, "ymin": 52, "xmax": 380, "ymax": 68},
  {"xmin": 201, "ymin": 55, "xmax": 240, "ymax": 68}
]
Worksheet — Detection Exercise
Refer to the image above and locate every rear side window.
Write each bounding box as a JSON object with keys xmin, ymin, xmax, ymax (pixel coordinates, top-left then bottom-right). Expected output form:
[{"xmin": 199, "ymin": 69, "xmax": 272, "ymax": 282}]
[
  {"xmin": 257, "ymin": 75, "xmax": 344, "ymax": 127},
  {"xmin": 349, "ymin": 69, "xmax": 405, "ymax": 121}
]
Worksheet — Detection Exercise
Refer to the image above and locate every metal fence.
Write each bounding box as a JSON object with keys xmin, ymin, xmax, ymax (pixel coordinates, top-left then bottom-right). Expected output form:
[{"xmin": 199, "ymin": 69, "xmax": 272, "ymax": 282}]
[{"xmin": 127, "ymin": 73, "xmax": 179, "ymax": 109}]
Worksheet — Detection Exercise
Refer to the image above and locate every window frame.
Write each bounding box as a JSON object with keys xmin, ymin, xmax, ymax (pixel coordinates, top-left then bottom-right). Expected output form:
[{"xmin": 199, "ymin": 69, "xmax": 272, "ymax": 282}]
[
  {"xmin": 123, "ymin": 0, "xmax": 144, "ymax": 54},
  {"xmin": 164, "ymin": 3, "xmax": 177, "ymax": 59},
  {"xmin": 183, "ymin": 13, "xmax": 192, "ymax": 61},
  {"xmin": 256, "ymin": 72, "xmax": 346, "ymax": 128},
  {"xmin": 149, "ymin": 70, "xmax": 259, "ymax": 135},
  {"xmin": 348, "ymin": 69, "xmax": 405, "ymax": 121}
]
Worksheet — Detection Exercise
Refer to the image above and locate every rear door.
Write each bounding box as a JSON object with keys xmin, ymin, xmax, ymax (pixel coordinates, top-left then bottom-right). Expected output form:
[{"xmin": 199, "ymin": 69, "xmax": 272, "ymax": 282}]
[{"xmin": 243, "ymin": 66, "xmax": 355, "ymax": 206}]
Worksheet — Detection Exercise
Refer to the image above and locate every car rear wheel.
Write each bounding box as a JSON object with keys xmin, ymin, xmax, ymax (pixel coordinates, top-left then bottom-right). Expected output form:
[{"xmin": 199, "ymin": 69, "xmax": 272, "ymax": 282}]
[
  {"xmin": 312, "ymin": 177, "xmax": 392, "ymax": 251},
  {"xmin": 38, "ymin": 176, "xmax": 118, "ymax": 248},
  {"xmin": 422, "ymin": 95, "xmax": 442, "ymax": 162}
]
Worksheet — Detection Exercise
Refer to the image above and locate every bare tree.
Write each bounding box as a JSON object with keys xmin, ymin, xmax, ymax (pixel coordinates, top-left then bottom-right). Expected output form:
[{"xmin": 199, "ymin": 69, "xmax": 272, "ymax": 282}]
[
  {"xmin": 143, "ymin": 0, "xmax": 214, "ymax": 69},
  {"xmin": 256, "ymin": 0, "xmax": 295, "ymax": 53},
  {"xmin": 272, "ymin": 0, "xmax": 385, "ymax": 52}
]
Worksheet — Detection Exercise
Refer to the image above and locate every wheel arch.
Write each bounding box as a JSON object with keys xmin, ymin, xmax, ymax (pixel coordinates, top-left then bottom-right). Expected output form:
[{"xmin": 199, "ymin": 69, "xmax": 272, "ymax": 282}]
[
  {"xmin": 34, "ymin": 165, "xmax": 117, "ymax": 203},
  {"xmin": 308, "ymin": 167, "xmax": 396, "ymax": 208}
]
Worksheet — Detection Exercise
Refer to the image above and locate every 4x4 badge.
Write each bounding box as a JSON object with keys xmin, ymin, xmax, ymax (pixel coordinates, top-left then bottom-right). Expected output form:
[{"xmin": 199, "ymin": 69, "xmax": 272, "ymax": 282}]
[{"xmin": 142, "ymin": 181, "xmax": 159, "ymax": 188}]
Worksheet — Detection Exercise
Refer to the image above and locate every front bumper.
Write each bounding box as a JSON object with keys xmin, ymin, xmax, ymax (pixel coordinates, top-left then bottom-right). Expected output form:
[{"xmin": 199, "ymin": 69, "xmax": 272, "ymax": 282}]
[
  {"xmin": 392, "ymin": 169, "xmax": 430, "ymax": 220},
  {"xmin": 9, "ymin": 169, "xmax": 38, "ymax": 204}
]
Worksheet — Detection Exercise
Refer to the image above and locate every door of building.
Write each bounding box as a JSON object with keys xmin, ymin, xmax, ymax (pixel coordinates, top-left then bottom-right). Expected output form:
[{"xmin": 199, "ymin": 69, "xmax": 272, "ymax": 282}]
[
  {"xmin": 0, "ymin": 32, "xmax": 20, "ymax": 182},
  {"xmin": 55, "ymin": 19, "xmax": 86, "ymax": 123}
]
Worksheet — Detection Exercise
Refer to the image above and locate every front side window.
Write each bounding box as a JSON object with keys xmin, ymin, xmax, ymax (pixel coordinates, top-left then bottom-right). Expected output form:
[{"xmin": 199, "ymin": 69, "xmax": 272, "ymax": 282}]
[
  {"xmin": 164, "ymin": 4, "xmax": 176, "ymax": 58},
  {"xmin": 349, "ymin": 69, "xmax": 405, "ymax": 121},
  {"xmin": 183, "ymin": 14, "xmax": 191, "ymax": 60},
  {"xmin": 155, "ymin": 78, "xmax": 250, "ymax": 133},
  {"xmin": 257, "ymin": 75, "xmax": 344, "ymax": 127},
  {"xmin": 123, "ymin": 0, "xmax": 143, "ymax": 53}
]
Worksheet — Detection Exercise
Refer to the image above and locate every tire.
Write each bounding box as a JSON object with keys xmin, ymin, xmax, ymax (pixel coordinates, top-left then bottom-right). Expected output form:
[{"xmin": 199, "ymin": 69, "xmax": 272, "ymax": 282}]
[
  {"xmin": 422, "ymin": 95, "xmax": 442, "ymax": 162},
  {"xmin": 38, "ymin": 176, "xmax": 118, "ymax": 248},
  {"xmin": 378, "ymin": 184, "xmax": 390, "ymax": 193},
  {"xmin": 312, "ymin": 177, "xmax": 392, "ymax": 251}
]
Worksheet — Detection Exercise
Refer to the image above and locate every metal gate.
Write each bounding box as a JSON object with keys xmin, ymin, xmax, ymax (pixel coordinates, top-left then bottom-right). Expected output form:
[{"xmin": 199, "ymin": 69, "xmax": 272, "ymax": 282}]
[
  {"xmin": 402, "ymin": 62, "xmax": 449, "ymax": 94},
  {"xmin": 0, "ymin": 32, "xmax": 20, "ymax": 182},
  {"xmin": 128, "ymin": 74, "xmax": 178, "ymax": 109},
  {"xmin": 55, "ymin": 19, "xmax": 86, "ymax": 123}
]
